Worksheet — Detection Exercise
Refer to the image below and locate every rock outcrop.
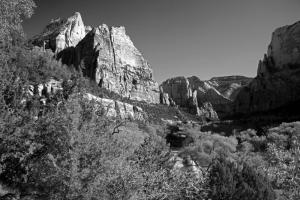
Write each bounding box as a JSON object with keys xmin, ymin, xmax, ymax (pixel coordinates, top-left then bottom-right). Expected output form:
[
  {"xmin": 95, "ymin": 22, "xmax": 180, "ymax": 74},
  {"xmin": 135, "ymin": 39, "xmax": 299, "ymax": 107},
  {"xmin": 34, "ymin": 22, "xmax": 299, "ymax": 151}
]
[
  {"xmin": 206, "ymin": 76, "xmax": 252, "ymax": 100},
  {"xmin": 234, "ymin": 21, "xmax": 300, "ymax": 114},
  {"xmin": 31, "ymin": 12, "xmax": 160, "ymax": 104},
  {"xmin": 160, "ymin": 76, "xmax": 251, "ymax": 119},
  {"xmin": 31, "ymin": 12, "xmax": 86, "ymax": 53},
  {"xmin": 84, "ymin": 93, "xmax": 147, "ymax": 121},
  {"xmin": 160, "ymin": 76, "xmax": 220, "ymax": 120},
  {"xmin": 25, "ymin": 80, "xmax": 146, "ymax": 120}
]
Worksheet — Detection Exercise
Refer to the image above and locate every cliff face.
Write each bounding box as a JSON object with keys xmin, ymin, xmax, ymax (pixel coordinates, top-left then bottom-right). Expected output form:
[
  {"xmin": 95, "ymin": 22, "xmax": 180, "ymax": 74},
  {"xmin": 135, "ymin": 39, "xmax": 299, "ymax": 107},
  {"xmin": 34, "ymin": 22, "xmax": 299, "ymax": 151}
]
[
  {"xmin": 207, "ymin": 76, "xmax": 252, "ymax": 100},
  {"xmin": 31, "ymin": 12, "xmax": 86, "ymax": 53},
  {"xmin": 160, "ymin": 76, "xmax": 251, "ymax": 119},
  {"xmin": 234, "ymin": 21, "xmax": 300, "ymax": 114},
  {"xmin": 31, "ymin": 12, "xmax": 160, "ymax": 104}
]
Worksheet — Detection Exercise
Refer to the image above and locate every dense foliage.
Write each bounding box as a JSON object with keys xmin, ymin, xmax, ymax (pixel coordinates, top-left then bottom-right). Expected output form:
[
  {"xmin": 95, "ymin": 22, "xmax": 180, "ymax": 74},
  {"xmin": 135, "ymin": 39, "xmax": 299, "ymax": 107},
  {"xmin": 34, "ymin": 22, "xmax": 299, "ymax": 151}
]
[{"xmin": 1, "ymin": 1, "xmax": 299, "ymax": 200}]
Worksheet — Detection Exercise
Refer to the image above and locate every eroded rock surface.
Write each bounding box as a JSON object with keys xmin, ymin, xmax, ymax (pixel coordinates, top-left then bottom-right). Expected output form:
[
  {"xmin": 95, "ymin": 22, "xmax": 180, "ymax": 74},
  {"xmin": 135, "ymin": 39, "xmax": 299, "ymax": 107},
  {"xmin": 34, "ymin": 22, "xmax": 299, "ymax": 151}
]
[
  {"xmin": 207, "ymin": 76, "xmax": 252, "ymax": 100},
  {"xmin": 160, "ymin": 76, "xmax": 220, "ymax": 120},
  {"xmin": 31, "ymin": 12, "xmax": 86, "ymax": 53},
  {"xmin": 84, "ymin": 93, "xmax": 147, "ymax": 121},
  {"xmin": 234, "ymin": 21, "xmax": 300, "ymax": 114},
  {"xmin": 31, "ymin": 12, "xmax": 160, "ymax": 104},
  {"xmin": 160, "ymin": 76, "xmax": 251, "ymax": 119}
]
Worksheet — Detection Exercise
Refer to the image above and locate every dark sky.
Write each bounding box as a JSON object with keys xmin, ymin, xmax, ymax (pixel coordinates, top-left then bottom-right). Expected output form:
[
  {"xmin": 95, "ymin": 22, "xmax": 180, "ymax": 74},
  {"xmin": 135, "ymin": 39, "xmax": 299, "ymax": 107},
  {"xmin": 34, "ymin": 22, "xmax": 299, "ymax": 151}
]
[{"xmin": 23, "ymin": 0, "xmax": 300, "ymax": 83}]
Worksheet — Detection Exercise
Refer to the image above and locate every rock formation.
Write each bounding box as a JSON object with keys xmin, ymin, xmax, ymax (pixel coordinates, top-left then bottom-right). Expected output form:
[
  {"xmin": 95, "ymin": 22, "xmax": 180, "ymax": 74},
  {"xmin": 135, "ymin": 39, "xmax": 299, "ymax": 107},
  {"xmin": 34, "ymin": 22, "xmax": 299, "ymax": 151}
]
[
  {"xmin": 160, "ymin": 76, "xmax": 251, "ymax": 119},
  {"xmin": 31, "ymin": 12, "xmax": 86, "ymax": 53},
  {"xmin": 160, "ymin": 76, "xmax": 220, "ymax": 120},
  {"xmin": 234, "ymin": 21, "xmax": 300, "ymax": 114},
  {"xmin": 84, "ymin": 93, "xmax": 147, "ymax": 121},
  {"xmin": 207, "ymin": 76, "xmax": 252, "ymax": 100},
  {"xmin": 31, "ymin": 12, "xmax": 160, "ymax": 104},
  {"xmin": 24, "ymin": 78, "xmax": 146, "ymax": 121}
]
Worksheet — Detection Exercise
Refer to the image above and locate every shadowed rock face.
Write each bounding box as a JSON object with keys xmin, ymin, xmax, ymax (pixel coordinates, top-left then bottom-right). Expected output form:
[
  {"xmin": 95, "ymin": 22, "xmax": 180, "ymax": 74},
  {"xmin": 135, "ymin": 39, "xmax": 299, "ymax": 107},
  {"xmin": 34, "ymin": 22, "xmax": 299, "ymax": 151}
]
[
  {"xmin": 267, "ymin": 21, "xmax": 300, "ymax": 69},
  {"xmin": 31, "ymin": 12, "xmax": 160, "ymax": 104},
  {"xmin": 207, "ymin": 76, "xmax": 252, "ymax": 100},
  {"xmin": 234, "ymin": 21, "xmax": 300, "ymax": 114}
]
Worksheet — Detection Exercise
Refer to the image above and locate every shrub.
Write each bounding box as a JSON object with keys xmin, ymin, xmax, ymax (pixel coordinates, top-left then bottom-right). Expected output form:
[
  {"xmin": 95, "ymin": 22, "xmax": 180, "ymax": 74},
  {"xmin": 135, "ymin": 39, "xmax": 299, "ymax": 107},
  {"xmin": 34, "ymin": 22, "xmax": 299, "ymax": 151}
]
[{"xmin": 208, "ymin": 157, "xmax": 275, "ymax": 200}]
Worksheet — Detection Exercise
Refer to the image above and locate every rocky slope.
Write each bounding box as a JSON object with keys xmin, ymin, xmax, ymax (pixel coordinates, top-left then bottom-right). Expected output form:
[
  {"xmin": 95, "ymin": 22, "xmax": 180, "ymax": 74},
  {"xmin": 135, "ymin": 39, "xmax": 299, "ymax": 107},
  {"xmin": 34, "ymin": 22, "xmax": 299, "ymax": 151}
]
[
  {"xmin": 160, "ymin": 76, "xmax": 251, "ymax": 119},
  {"xmin": 233, "ymin": 21, "xmax": 300, "ymax": 115},
  {"xmin": 31, "ymin": 12, "xmax": 160, "ymax": 104}
]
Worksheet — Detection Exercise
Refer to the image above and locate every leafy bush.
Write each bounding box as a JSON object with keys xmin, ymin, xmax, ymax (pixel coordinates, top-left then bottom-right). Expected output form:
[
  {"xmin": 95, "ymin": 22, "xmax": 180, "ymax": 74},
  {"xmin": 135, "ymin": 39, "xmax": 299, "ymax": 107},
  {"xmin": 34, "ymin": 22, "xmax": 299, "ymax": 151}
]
[
  {"xmin": 263, "ymin": 122, "xmax": 300, "ymax": 200},
  {"xmin": 208, "ymin": 157, "xmax": 275, "ymax": 200},
  {"xmin": 179, "ymin": 129, "xmax": 238, "ymax": 167}
]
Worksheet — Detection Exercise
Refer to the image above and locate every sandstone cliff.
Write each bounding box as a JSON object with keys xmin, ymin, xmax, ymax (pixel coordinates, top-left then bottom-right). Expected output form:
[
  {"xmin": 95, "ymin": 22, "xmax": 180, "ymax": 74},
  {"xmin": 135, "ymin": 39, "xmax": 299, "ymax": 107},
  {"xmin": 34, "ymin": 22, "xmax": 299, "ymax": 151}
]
[
  {"xmin": 207, "ymin": 76, "xmax": 252, "ymax": 100},
  {"xmin": 31, "ymin": 12, "xmax": 160, "ymax": 104},
  {"xmin": 160, "ymin": 76, "xmax": 251, "ymax": 119},
  {"xmin": 160, "ymin": 76, "xmax": 220, "ymax": 120},
  {"xmin": 234, "ymin": 21, "xmax": 300, "ymax": 114},
  {"xmin": 31, "ymin": 12, "xmax": 86, "ymax": 53}
]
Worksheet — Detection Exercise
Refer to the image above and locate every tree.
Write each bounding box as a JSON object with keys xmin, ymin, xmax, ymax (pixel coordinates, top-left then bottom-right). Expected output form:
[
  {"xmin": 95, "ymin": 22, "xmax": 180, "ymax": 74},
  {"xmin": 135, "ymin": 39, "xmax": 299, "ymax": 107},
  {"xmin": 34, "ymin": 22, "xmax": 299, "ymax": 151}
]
[
  {"xmin": 0, "ymin": 0, "xmax": 36, "ymax": 47},
  {"xmin": 208, "ymin": 157, "xmax": 275, "ymax": 200}
]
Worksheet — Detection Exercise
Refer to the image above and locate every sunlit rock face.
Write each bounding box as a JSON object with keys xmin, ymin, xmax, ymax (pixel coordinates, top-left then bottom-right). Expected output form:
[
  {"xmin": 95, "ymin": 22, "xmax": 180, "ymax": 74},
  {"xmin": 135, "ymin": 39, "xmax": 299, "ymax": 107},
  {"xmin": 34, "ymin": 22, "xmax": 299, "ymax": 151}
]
[
  {"xmin": 31, "ymin": 12, "xmax": 86, "ymax": 53},
  {"xmin": 84, "ymin": 93, "xmax": 147, "ymax": 121},
  {"xmin": 160, "ymin": 75, "xmax": 251, "ymax": 119},
  {"xmin": 160, "ymin": 76, "xmax": 219, "ymax": 120},
  {"xmin": 234, "ymin": 21, "xmax": 300, "ymax": 114},
  {"xmin": 31, "ymin": 12, "xmax": 160, "ymax": 104},
  {"xmin": 71, "ymin": 25, "xmax": 160, "ymax": 103}
]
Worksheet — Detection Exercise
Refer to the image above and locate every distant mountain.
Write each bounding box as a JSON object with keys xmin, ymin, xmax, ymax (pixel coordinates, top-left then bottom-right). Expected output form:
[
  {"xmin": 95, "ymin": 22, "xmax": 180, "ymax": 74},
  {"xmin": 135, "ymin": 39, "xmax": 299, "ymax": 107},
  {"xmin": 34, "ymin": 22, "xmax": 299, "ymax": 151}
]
[
  {"xmin": 233, "ymin": 21, "xmax": 300, "ymax": 115},
  {"xmin": 160, "ymin": 75, "xmax": 252, "ymax": 119},
  {"xmin": 207, "ymin": 76, "xmax": 253, "ymax": 100}
]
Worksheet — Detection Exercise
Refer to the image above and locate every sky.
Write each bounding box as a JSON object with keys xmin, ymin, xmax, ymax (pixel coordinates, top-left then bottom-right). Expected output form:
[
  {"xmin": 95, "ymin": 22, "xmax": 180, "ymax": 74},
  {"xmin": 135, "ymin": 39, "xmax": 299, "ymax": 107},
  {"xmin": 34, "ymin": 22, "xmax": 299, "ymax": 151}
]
[{"xmin": 23, "ymin": 0, "xmax": 300, "ymax": 83}]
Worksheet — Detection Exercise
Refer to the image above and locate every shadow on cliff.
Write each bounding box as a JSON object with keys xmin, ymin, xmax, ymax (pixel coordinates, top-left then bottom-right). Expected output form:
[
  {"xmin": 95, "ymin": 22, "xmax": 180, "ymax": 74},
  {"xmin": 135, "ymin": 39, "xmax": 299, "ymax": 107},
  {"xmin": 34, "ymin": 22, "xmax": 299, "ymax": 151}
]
[{"xmin": 202, "ymin": 99, "xmax": 300, "ymax": 136}]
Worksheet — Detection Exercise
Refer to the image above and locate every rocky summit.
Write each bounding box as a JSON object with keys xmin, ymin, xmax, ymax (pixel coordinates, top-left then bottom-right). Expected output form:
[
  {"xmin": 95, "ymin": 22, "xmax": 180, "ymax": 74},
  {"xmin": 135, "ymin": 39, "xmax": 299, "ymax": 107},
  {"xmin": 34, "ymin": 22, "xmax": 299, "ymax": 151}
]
[
  {"xmin": 31, "ymin": 12, "xmax": 160, "ymax": 104},
  {"xmin": 233, "ymin": 21, "xmax": 300, "ymax": 114},
  {"xmin": 31, "ymin": 12, "xmax": 86, "ymax": 53}
]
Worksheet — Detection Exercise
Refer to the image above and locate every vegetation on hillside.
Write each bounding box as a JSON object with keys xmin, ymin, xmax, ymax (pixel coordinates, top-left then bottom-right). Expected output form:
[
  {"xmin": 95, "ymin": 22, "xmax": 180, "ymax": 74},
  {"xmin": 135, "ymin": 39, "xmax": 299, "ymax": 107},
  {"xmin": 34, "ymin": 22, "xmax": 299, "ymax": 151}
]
[{"xmin": 0, "ymin": 1, "xmax": 299, "ymax": 200}]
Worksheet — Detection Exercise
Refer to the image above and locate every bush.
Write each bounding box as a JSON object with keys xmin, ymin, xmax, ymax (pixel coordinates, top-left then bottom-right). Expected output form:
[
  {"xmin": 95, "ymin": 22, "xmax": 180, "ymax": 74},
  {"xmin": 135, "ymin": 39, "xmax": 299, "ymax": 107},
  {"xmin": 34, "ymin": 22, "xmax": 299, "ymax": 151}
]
[{"xmin": 208, "ymin": 157, "xmax": 275, "ymax": 200}]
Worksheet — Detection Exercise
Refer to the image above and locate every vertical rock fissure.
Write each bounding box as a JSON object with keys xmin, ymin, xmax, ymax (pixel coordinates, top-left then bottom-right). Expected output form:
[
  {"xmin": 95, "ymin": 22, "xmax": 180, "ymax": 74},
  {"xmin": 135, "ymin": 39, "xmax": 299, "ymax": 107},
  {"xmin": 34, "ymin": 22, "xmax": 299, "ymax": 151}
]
[{"xmin": 109, "ymin": 27, "xmax": 117, "ymax": 71}]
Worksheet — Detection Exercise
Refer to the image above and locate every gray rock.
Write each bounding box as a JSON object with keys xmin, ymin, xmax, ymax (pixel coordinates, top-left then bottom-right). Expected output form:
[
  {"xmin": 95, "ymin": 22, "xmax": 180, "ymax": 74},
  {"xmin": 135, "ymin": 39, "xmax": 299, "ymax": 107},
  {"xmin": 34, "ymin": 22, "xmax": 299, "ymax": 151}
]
[
  {"xmin": 31, "ymin": 12, "xmax": 86, "ymax": 53},
  {"xmin": 160, "ymin": 76, "xmax": 220, "ymax": 120},
  {"xmin": 47, "ymin": 15, "xmax": 161, "ymax": 104},
  {"xmin": 234, "ymin": 21, "xmax": 300, "ymax": 114},
  {"xmin": 84, "ymin": 93, "xmax": 147, "ymax": 121}
]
